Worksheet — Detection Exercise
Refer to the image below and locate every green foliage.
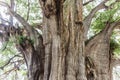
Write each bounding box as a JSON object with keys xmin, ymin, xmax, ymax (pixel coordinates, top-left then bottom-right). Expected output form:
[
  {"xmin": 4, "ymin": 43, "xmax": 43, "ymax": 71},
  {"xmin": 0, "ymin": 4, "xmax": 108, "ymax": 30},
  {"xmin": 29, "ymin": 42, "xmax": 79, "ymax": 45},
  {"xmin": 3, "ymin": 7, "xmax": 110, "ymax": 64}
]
[
  {"xmin": 0, "ymin": 39, "xmax": 17, "ymax": 55},
  {"xmin": 105, "ymin": 0, "xmax": 116, "ymax": 6},
  {"xmin": 27, "ymin": 38, "xmax": 34, "ymax": 45},
  {"xmin": 0, "ymin": 41, "xmax": 8, "ymax": 51},
  {"xmin": 110, "ymin": 31, "xmax": 120, "ymax": 56},
  {"xmin": 110, "ymin": 38, "xmax": 120, "ymax": 51},
  {"xmin": 18, "ymin": 36, "xmax": 34, "ymax": 45},
  {"xmin": 18, "ymin": 36, "xmax": 26, "ymax": 44},
  {"xmin": 91, "ymin": 8, "xmax": 118, "ymax": 34}
]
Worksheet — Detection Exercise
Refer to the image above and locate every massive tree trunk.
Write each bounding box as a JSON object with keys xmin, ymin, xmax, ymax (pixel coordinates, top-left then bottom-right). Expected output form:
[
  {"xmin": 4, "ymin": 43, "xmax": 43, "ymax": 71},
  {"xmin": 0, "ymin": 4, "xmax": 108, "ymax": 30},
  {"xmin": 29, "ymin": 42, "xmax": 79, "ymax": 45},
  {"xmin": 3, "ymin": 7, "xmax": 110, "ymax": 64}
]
[
  {"xmin": 3, "ymin": 0, "xmax": 120, "ymax": 80},
  {"xmin": 10, "ymin": 0, "xmax": 87, "ymax": 80},
  {"xmin": 39, "ymin": 0, "xmax": 86, "ymax": 80},
  {"xmin": 0, "ymin": 0, "xmax": 86, "ymax": 80},
  {"xmin": 85, "ymin": 22, "xmax": 120, "ymax": 80}
]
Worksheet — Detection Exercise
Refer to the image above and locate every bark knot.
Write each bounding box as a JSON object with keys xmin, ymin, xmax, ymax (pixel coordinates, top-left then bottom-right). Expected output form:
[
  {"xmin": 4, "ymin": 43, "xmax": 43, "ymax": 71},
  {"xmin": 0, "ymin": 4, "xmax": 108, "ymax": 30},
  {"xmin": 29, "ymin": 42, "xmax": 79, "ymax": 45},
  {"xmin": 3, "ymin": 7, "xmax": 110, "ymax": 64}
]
[{"xmin": 43, "ymin": 2, "xmax": 56, "ymax": 18}]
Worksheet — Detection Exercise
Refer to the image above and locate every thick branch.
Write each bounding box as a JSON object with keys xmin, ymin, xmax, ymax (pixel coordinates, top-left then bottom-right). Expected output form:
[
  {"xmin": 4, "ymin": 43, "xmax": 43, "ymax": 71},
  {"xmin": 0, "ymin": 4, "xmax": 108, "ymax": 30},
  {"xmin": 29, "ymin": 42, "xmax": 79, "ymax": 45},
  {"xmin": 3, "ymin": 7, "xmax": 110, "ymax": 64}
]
[
  {"xmin": 0, "ymin": 1, "xmax": 43, "ymax": 50},
  {"xmin": 84, "ymin": 0, "xmax": 108, "ymax": 34},
  {"xmin": 0, "ymin": 1, "xmax": 35, "ymax": 39},
  {"xmin": 104, "ymin": 20, "xmax": 120, "ymax": 37},
  {"xmin": 85, "ymin": 20, "xmax": 120, "ymax": 56},
  {"xmin": 86, "ymin": 20, "xmax": 120, "ymax": 43},
  {"xmin": 83, "ymin": 0, "xmax": 94, "ymax": 6},
  {"xmin": 9, "ymin": 0, "xmax": 15, "ymax": 25},
  {"xmin": 9, "ymin": 9, "xmax": 35, "ymax": 39},
  {"xmin": 83, "ymin": 0, "xmax": 120, "ymax": 40},
  {"xmin": 84, "ymin": 0, "xmax": 120, "ymax": 32}
]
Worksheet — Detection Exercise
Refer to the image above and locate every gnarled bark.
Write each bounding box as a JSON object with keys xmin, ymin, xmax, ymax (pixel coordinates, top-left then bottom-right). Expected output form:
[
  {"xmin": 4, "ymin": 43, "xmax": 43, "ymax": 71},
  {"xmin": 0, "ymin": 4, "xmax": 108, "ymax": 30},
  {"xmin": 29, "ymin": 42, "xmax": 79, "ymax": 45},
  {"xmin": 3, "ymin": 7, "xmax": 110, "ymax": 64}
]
[
  {"xmin": 85, "ymin": 21, "xmax": 120, "ymax": 80},
  {"xmin": 18, "ymin": 36, "xmax": 45, "ymax": 80},
  {"xmin": 39, "ymin": 0, "xmax": 86, "ymax": 80}
]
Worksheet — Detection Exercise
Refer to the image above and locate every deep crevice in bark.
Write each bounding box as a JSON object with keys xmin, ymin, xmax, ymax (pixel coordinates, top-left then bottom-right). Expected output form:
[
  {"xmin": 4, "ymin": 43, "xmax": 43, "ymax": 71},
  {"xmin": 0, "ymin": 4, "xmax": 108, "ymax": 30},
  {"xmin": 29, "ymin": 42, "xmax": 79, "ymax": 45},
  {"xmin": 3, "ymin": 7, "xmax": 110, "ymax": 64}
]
[
  {"xmin": 17, "ymin": 33, "xmax": 45, "ymax": 80},
  {"xmin": 85, "ymin": 56, "xmax": 96, "ymax": 80}
]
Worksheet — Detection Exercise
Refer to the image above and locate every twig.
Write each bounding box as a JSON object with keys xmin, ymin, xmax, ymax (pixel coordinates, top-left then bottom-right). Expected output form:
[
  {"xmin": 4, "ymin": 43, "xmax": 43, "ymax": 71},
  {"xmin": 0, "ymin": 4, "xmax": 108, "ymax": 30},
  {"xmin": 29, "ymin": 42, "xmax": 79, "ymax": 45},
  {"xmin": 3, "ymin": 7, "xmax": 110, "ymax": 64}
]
[
  {"xmin": 0, "ymin": 68, "xmax": 16, "ymax": 79},
  {"xmin": 10, "ymin": 59, "xmax": 24, "ymax": 64},
  {"xmin": 0, "ymin": 55, "xmax": 21, "ymax": 70},
  {"xmin": 26, "ymin": 0, "xmax": 30, "ymax": 21},
  {"xmin": 83, "ymin": 0, "xmax": 94, "ymax": 6}
]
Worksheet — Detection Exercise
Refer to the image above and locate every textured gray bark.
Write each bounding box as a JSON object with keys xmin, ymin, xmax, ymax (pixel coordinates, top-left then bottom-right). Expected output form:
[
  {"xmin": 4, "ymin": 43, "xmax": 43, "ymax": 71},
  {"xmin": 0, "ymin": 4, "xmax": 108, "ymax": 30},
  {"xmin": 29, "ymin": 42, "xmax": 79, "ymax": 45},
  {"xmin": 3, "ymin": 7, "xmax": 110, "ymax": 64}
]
[
  {"xmin": 40, "ymin": 0, "xmax": 86, "ymax": 80},
  {"xmin": 0, "ymin": 0, "xmax": 86, "ymax": 80},
  {"xmin": 85, "ymin": 21, "xmax": 120, "ymax": 80},
  {"xmin": 3, "ymin": 0, "xmax": 120, "ymax": 80}
]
